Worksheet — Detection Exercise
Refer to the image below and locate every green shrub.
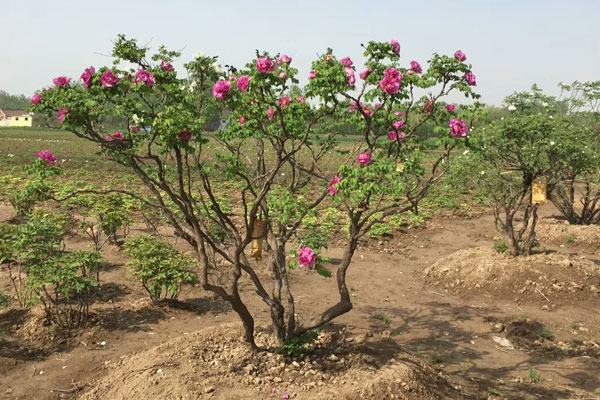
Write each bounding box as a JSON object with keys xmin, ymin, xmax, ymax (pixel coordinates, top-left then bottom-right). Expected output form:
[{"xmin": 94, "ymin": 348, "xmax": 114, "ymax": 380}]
[
  {"xmin": 277, "ymin": 329, "xmax": 319, "ymax": 359},
  {"xmin": 26, "ymin": 250, "xmax": 101, "ymax": 328},
  {"xmin": 493, "ymin": 241, "xmax": 509, "ymax": 254},
  {"xmin": 123, "ymin": 235, "xmax": 197, "ymax": 302}
]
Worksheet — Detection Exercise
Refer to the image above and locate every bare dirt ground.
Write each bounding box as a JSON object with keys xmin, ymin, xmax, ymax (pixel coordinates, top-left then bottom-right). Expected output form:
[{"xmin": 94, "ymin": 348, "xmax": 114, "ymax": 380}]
[{"xmin": 1, "ymin": 202, "xmax": 599, "ymax": 400}]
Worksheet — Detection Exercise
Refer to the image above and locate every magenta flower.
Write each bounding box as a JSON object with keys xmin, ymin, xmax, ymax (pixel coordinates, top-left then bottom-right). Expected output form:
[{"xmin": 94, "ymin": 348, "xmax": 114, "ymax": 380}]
[
  {"xmin": 212, "ymin": 80, "xmax": 231, "ymax": 99},
  {"xmin": 449, "ymin": 118, "xmax": 468, "ymax": 137},
  {"xmin": 379, "ymin": 68, "xmax": 402, "ymax": 94},
  {"xmin": 112, "ymin": 131, "xmax": 124, "ymax": 140},
  {"xmin": 359, "ymin": 66, "xmax": 371, "ymax": 80},
  {"xmin": 392, "ymin": 120, "xmax": 405, "ymax": 130},
  {"xmin": 53, "ymin": 76, "xmax": 70, "ymax": 87},
  {"xmin": 178, "ymin": 128, "xmax": 192, "ymax": 141},
  {"xmin": 356, "ymin": 152, "xmax": 372, "ymax": 166},
  {"xmin": 445, "ymin": 104, "xmax": 456, "ymax": 112},
  {"xmin": 134, "ymin": 69, "xmax": 155, "ymax": 87},
  {"xmin": 345, "ymin": 67, "xmax": 356, "ymax": 87},
  {"xmin": 454, "ymin": 50, "xmax": 467, "ymax": 61},
  {"xmin": 363, "ymin": 106, "xmax": 372, "ymax": 117},
  {"xmin": 279, "ymin": 72, "xmax": 287, "ymax": 79},
  {"xmin": 161, "ymin": 60, "xmax": 174, "ymax": 72},
  {"xmin": 239, "ymin": 116, "xmax": 246, "ymax": 126},
  {"xmin": 423, "ymin": 100, "xmax": 433, "ymax": 114},
  {"xmin": 410, "ymin": 61, "xmax": 422, "ymax": 74},
  {"xmin": 297, "ymin": 96, "xmax": 306, "ymax": 103},
  {"xmin": 31, "ymin": 94, "xmax": 42, "ymax": 105},
  {"xmin": 100, "ymin": 70, "xmax": 120, "ymax": 87},
  {"xmin": 237, "ymin": 75, "xmax": 250, "ymax": 91},
  {"xmin": 36, "ymin": 150, "xmax": 56, "ymax": 164},
  {"xmin": 280, "ymin": 96, "xmax": 292, "ymax": 107},
  {"xmin": 465, "ymin": 72, "xmax": 476, "ymax": 86},
  {"xmin": 277, "ymin": 54, "xmax": 292, "ymax": 65},
  {"xmin": 375, "ymin": 102, "xmax": 382, "ymax": 109},
  {"xmin": 298, "ymin": 247, "xmax": 316, "ymax": 268},
  {"xmin": 388, "ymin": 131, "xmax": 405, "ymax": 141},
  {"xmin": 80, "ymin": 67, "xmax": 95, "ymax": 88},
  {"xmin": 340, "ymin": 57, "xmax": 353, "ymax": 67},
  {"xmin": 389, "ymin": 39, "xmax": 400, "ymax": 55},
  {"xmin": 328, "ymin": 175, "xmax": 340, "ymax": 196},
  {"xmin": 256, "ymin": 57, "xmax": 275, "ymax": 73},
  {"xmin": 57, "ymin": 108, "xmax": 69, "ymax": 124},
  {"xmin": 308, "ymin": 70, "xmax": 317, "ymax": 80},
  {"xmin": 395, "ymin": 111, "xmax": 404, "ymax": 118},
  {"xmin": 267, "ymin": 107, "xmax": 275, "ymax": 121},
  {"xmin": 128, "ymin": 124, "xmax": 141, "ymax": 133},
  {"xmin": 349, "ymin": 101, "xmax": 360, "ymax": 112}
]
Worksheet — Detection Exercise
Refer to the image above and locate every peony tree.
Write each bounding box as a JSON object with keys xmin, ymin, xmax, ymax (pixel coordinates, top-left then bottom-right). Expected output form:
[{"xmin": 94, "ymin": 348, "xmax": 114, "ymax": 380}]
[{"xmin": 30, "ymin": 35, "xmax": 479, "ymax": 348}]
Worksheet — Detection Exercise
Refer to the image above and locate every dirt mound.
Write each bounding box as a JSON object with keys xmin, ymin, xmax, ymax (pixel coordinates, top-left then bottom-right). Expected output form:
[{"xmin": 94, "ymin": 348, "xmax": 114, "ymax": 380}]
[
  {"xmin": 423, "ymin": 247, "xmax": 600, "ymax": 302},
  {"xmin": 80, "ymin": 323, "xmax": 473, "ymax": 400},
  {"xmin": 537, "ymin": 218, "xmax": 600, "ymax": 247}
]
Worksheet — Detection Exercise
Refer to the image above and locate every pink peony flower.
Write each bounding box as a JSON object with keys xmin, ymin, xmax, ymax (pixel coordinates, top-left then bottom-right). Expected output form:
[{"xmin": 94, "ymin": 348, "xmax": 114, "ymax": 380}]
[
  {"xmin": 423, "ymin": 100, "xmax": 433, "ymax": 114},
  {"xmin": 379, "ymin": 68, "xmax": 402, "ymax": 94},
  {"xmin": 239, "ymin": 116, "xmax": 246, "ymax": 126},
  {"xmin": 57, "ymin": 108, "xmax": 69, "ymax": 124},
  {"xmin": 326, "ymin": 54, "xmax": 334, "ymax": 62},
  {"xmin": 298, "ymin": 247, "xmax": 316, "ymax": 268},
  {"xmin": 345, "ymin": 67, "xmax": 356, "ymax": 87},
  {"xmin": 410, "ymin": 61, "xmax": 422, "ymax": 74},
  {"xmin": 349, "ymin": 101, "xmax": 360, "ymax": 112},
  {"xmin": 31, "ymin": 94, "xmax": 42, "ymax": 105},
  {"xmin": 53, "ymin": 76, "xmax": 70, "ymax": 87},
  {"xmin": 237, "ymin": 75, "xmax": 250, "ymax": 91},
  {"xmin": 267, "ymin": 107, "xmax": 274, "ymax": 121},
  {"xmin": 449, "ymin": 118, "xmax": 468, "ymax": 137},
  {"xmin": 36, "ymin": 150, "xmax": 56, "ymax": 164},
  {"xmin": 363, "ymin": 106, "xmax": 372, "ymax": 117},
  {"xmin": 100, "ymin": 70, "xmax": 120, "ymax": 87},
  {"xmin": 406, "ymin": 70, "xmax": 414, "ymax": 75},
  {"xmin": 107, "ymin": 131, "xmax": 125, "ymax": 143},
  {"xmin": 212, "ymin": 80, "xmax": 231, "ymax": 99},
  {"xmin": 134, "ymin": 69, "xmax": 155, "ymax": 87},
  {"xmin": 178, "ymin": 128, "xmax": 192, "ymax": 141},
  {"xmin": 161, "ymin": 60, "xmax": 174, "ymax": 71},
  {"xmin": 389, "ymin": 39, "xmax": 400, "ymax": 55},
  {"xmin": 356, "ymin": 152, "xmax": 372, "ymax": 165},
  {"xmin": 128, "ymin": 124, "xmax": 141, "ymax": 133},
  {"xmin": 465, "ymin": 72, "xmax": 476, "ymax": 86},
  {"xmin": 279, "ymin": 72, "xmax": 287, "ymax": 79},
  {"xmin": 328, "ymin": 175, "xmax": 340, "ymax": 196},
  {"xmin": 340, "ymin": 57, "xmax": 353, "ymax": 67},
  {"xmin": 277, "ymin": 54, "xmax": 292, "ymax": 65},
  {"xmin": 359, "ymin": 66, "xmax": 371, "ymax": 80},
  {"xmin": 445, "ymin": 104, "xmax": 456, "ymax": 112},
  {"xmin": 297, "ymin": 96, "xmax": 306, "ymax": 103},
  {"xmin": 80, "ymin": 67, "xmax": 95, "ymax": 88},
  {"xmin": 388, "ymin": 131, "xmax": 405, "ymax": 141},
  {"xmin": 454, "ymin": 50, "xmax": 467, "ymax": 61},
  {"xmin": 308, "ymin": 70, "xmax": 317, "ymax": 80},
  {"xmin": 395, "ymin": 111, "xmax": 404, "ymax": 118},
  {"xmin": 280, "ymin": 96, "xmax": 292, "ymax": 107},
  {"xmin": 256, "ymin": 57, "xmax": 275, "ymax": 73},
  {"xmin": 392, "ymin": 120, "xmax": 405, "ymax": 130},
  {"xmin": 375, "ymin": 102, "xmax": 382, "ymax": 109},
  {"xmin": 229, "ymin": 75, "xmax": 237, "ymax": 82}
]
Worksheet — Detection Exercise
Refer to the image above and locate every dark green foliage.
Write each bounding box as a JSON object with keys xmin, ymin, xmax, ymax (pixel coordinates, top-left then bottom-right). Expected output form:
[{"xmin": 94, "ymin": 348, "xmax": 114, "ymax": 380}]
[{"xmin": 123, "ymin": 235, "xmax": 197, "ymax": 302}]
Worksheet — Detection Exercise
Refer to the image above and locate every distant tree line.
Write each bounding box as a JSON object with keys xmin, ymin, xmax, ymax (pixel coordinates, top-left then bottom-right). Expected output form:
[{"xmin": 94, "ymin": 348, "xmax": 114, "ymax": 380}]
[{"xmin": 0, "ymin": 90, "xmax": 30, "ymax": 110}]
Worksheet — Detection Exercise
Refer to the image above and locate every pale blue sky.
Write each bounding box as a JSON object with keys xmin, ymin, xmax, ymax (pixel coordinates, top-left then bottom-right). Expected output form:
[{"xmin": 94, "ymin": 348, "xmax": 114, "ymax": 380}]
[{"xmin": 2, "ymin": 0, "xmax": 599, "ymax": 105}]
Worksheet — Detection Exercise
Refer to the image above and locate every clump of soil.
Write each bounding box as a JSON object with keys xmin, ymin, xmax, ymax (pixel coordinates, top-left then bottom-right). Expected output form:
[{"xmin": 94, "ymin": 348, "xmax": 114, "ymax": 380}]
[
  {"xmin": 423, "ymin": 247, "xmax": 600, "ymax": 302},
  {"xmin": 80, "ymin": 323, "xmax": 474, "ymax": 400},
  {"xmin": 536, "ymin": 217, "xmax": 600, "ymax": 248},
  {"xmin": 485, "ymin": 316, "xmax": 600, "ymax": 359}
]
